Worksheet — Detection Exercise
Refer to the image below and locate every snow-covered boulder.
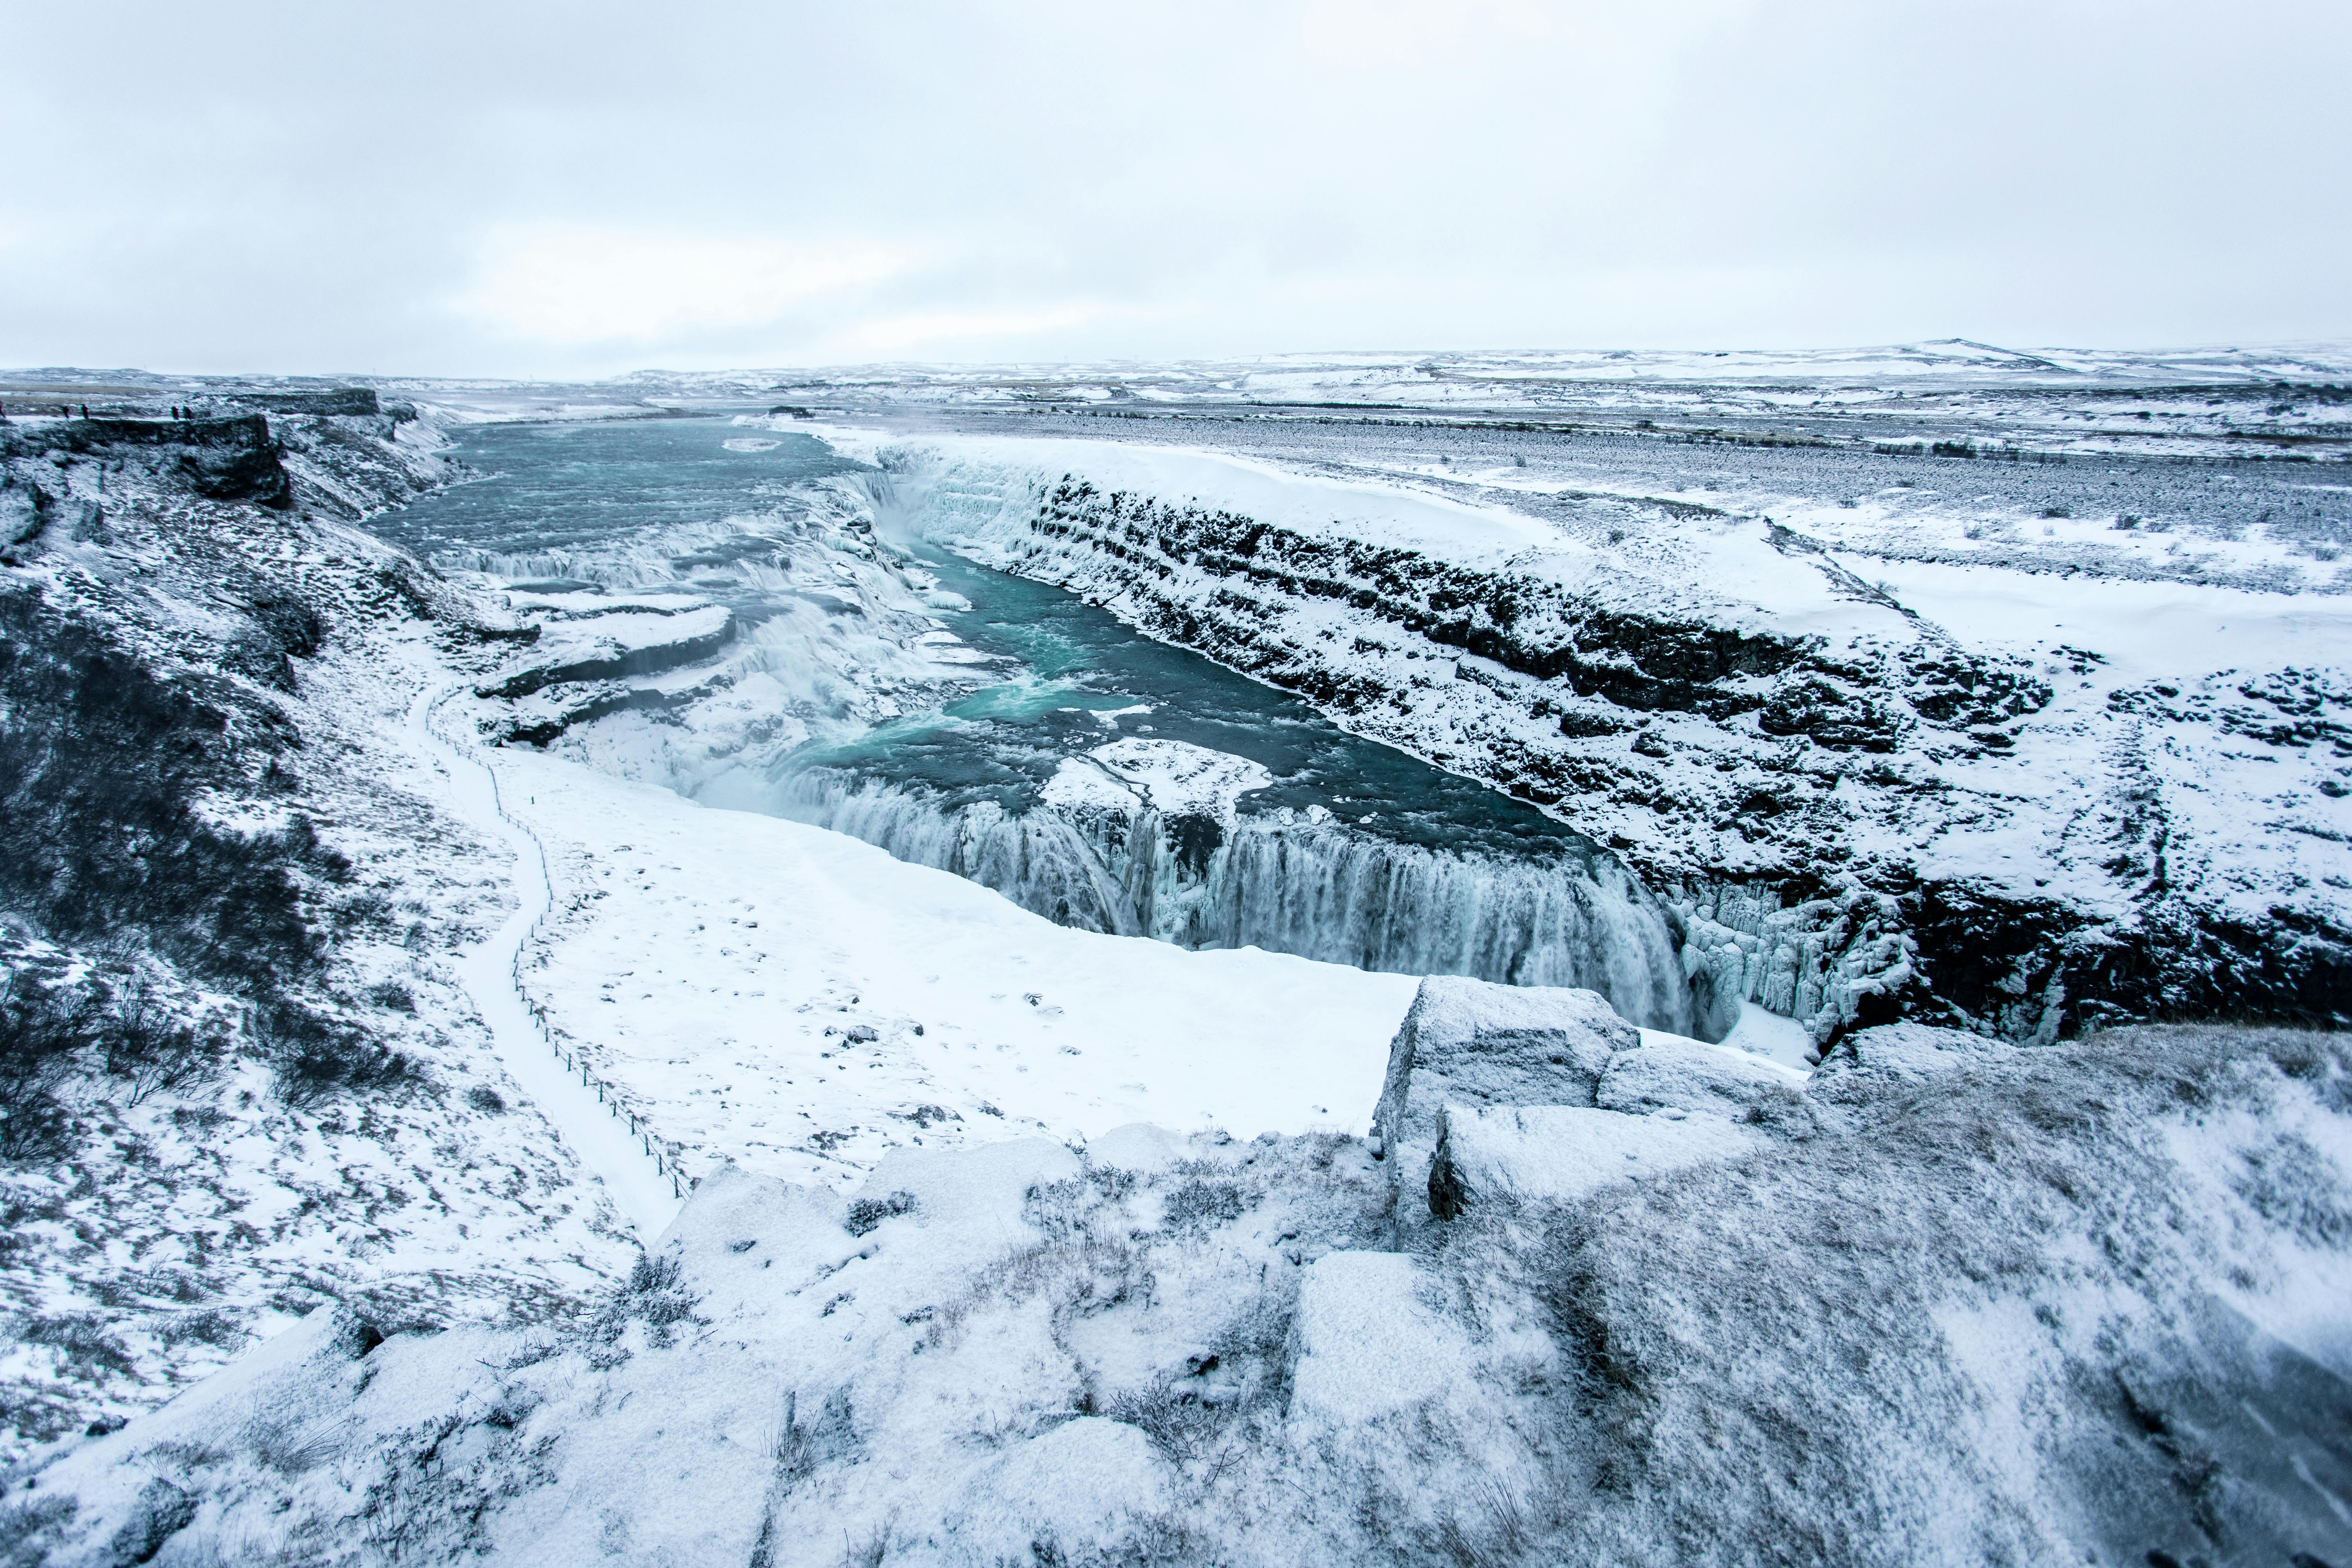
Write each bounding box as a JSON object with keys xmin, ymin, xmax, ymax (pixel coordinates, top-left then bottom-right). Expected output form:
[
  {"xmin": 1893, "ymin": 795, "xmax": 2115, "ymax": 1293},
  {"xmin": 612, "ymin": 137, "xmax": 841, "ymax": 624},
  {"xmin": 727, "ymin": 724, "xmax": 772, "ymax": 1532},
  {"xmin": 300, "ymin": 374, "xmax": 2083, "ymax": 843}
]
[
  {"xmin": 1370, "ymin": 975, "xmax": 1637, "ymax": 1155},
  {"xmin": 1427, "ymin": 1104, "xmax": 1766, "ymax": 1218},
  {"xmin": 1595, "ymin": 1033, "xmax": 1807, "ymax": 1120},
  {"xmin": 938, "ymin": 1417, "xmax": 1176, "ymax": 1562},
  {"xmin": 653, "ymin": 1162, "xmax": 856, "ymax": 1322},
  {"xmin": 1087, "ymin": 1121, "xmax": 1188, "ymax": 1174},
  {"xmin": 1289, "ymin": 1250, "xmax": 1476, "ymax": 1425},
  {"xmin": 1808, "ymin": 1020, "xmax": 2018, "ymax": 1104}
]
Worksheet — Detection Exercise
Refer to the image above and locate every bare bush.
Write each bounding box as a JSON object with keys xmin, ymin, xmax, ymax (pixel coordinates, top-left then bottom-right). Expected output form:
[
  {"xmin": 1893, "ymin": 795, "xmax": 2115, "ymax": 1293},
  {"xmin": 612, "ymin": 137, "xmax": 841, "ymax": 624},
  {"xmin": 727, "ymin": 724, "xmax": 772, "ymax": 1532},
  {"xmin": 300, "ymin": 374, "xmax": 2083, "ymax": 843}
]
[
  {"xmin": 252, "ymin": 1003, "xmax": 414, "ymax": 1107},
  {"xmin": 0, "ymin": 966, "xmax": 94, "ymax": 1160},
  {"xmin": 0, "ymin": 587, "xmax": 327, "ymax": 995},
  {"xmin": 101, "ymin": 974, "xmax": 226, "ymax": 1106}
]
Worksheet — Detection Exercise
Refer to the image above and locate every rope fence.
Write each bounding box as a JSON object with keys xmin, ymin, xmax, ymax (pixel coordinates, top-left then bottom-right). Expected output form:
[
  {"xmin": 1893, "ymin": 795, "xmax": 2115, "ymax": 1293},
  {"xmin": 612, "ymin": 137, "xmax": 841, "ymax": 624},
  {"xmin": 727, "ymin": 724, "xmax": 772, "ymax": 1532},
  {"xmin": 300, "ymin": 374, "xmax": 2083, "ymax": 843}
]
[{"xmin": 430, "ymin": 688, "xmax": 688, "ymax": 1200}]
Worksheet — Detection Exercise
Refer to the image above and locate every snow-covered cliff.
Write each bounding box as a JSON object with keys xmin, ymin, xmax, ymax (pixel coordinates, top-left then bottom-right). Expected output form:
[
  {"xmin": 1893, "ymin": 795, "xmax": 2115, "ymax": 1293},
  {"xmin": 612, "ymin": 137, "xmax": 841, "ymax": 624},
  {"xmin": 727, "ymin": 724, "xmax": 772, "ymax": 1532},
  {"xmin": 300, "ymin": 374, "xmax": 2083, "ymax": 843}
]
[{"xmin": 819, "ymin": 420, "xmax": 2348, "ymax": 1048}]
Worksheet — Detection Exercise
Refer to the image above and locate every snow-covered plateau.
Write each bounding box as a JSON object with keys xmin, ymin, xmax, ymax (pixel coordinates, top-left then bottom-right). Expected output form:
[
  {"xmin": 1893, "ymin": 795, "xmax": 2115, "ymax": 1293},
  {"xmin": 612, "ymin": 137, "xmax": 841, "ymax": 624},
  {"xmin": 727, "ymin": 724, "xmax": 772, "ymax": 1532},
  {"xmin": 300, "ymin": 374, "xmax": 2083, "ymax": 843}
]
[{"xmin": 0, "ymin": 349, "xmax": 2347, "ymax": 1567}]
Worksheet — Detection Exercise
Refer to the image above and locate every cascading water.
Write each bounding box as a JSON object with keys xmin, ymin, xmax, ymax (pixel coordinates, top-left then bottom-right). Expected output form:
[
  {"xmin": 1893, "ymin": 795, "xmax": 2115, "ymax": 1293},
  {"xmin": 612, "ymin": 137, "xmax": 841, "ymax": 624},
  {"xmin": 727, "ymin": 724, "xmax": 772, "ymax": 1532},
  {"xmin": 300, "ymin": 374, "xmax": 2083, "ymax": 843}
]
[{"xmin": 766, "ymin": 766, "xmax": 1699, "ymax": 1033}]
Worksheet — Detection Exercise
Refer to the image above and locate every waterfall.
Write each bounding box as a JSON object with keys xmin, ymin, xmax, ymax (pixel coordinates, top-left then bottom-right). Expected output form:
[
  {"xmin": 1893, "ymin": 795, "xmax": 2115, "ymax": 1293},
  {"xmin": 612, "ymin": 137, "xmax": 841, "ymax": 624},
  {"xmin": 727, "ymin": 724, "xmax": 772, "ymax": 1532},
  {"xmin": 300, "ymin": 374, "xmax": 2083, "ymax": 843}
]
[{"xmin": 766, "ymin": 768, "xmax": 1700, "ymax": 1036}]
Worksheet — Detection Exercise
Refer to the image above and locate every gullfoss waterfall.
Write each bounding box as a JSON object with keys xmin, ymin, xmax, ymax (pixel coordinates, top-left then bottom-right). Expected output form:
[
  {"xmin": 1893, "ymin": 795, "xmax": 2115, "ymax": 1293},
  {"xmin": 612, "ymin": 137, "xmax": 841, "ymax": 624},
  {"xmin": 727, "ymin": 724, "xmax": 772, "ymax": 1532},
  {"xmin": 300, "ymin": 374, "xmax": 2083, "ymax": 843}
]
[{"xmin": 385, "ymin": 416, "xmax": 1711, "ymax": 1037}]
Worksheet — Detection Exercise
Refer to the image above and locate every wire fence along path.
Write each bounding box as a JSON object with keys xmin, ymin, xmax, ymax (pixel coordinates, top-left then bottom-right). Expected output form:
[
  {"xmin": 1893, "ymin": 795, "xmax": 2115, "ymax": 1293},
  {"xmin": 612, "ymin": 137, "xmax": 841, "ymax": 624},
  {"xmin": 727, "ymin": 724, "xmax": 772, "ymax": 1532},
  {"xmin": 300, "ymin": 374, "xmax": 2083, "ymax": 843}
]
[{"xmin": 409, "ymin": 681, "xmax": 684, "ymax": 1243}]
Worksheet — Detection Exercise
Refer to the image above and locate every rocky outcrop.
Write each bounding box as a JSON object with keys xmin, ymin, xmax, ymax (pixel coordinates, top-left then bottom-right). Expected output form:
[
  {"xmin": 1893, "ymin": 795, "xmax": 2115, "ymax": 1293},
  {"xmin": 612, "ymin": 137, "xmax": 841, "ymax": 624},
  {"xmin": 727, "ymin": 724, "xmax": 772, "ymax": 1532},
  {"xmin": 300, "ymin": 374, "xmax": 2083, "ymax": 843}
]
[
  {"xmin": 475, "ymin": 605, "xmax": 735, "ymax": 702},
  {"xmin": 3, "ymin": 414, "xmax": 292, "ymax": 506},
  {"xmin": 1593, "ymin": 1032, "xmax": 1798, "ymax": 1119},
  {"xmin": 228, "ymin": 387, "xmax": 381, "ymax": 418},
  {"xmin": 1368, "ymin": 975, "xmax": 1637, "ymax": 1161},
  {"xmin": 1376, "ymin": 974, "xmax": 1806, "ymax": 1221}
]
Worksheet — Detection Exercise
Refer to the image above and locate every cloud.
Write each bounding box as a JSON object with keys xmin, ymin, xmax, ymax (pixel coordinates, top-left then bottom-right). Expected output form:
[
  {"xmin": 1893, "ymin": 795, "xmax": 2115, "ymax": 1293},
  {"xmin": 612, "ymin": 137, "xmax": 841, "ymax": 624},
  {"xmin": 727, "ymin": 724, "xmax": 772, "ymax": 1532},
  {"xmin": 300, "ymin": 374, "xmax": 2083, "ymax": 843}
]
[
  {"xmin": 452, "ymin": 227, "xmax": 919, "ymax": 347},
  {"xmin": 827, "ymin": 304, "xmax": 1115, "ymax": 358},
  {"xmin": 2, "ymin": 1, "xmax": 2346, "ymax": 373}
]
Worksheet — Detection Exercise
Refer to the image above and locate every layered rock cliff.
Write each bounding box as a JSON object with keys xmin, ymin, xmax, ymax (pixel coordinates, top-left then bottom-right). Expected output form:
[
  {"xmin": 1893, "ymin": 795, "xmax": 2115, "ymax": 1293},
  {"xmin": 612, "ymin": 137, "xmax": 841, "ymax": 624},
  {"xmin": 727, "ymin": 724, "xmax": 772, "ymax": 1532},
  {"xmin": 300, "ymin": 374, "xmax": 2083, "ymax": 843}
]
[{"xmin": 843, "ymin": 425, "xmax": 2349, "ymax": 1046}]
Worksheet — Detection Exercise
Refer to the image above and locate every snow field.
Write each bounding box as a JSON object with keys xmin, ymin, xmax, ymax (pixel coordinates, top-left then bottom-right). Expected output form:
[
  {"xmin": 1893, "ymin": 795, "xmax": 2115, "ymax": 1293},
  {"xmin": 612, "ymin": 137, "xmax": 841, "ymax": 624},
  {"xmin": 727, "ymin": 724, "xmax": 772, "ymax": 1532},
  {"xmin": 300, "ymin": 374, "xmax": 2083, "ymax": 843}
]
[{"xmin": 493, "ymin": 745, "xmax": 1420, "ymax": 1189}]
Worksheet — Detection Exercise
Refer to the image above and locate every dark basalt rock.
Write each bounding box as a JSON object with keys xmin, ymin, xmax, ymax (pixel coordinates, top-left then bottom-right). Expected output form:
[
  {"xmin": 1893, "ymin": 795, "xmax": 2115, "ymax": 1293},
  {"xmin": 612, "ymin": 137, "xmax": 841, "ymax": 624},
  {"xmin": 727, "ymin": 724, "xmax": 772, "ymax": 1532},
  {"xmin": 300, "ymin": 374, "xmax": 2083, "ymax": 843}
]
[
  {"xmin": 1906, "ymin": 652, "xmax": 2053, "ymax": 726},
  {"xmin": 493, "ymin": 679, "xmax": 710, "ymax": 747},
  {"xmin": 237, "ymin": 594, "xmax": 327, "ymax": 691},
  {"xmin": 1757, "ymin": 676, "xmax": 1908, "ymax": 751},
  {"xmin": 1907, "ymin": 882, "xmax": 2352, "ymax": 1037},
  {"xmin": 5, "ymin": 415, "xmax": 293, "ymax": 507},
  {"xmin": 478, "ymin": 616, "xmax": 736, "ymax": 701},
  {"xmin": 229, "ymin": 387, "xmax": 381, "ymax": 418}
]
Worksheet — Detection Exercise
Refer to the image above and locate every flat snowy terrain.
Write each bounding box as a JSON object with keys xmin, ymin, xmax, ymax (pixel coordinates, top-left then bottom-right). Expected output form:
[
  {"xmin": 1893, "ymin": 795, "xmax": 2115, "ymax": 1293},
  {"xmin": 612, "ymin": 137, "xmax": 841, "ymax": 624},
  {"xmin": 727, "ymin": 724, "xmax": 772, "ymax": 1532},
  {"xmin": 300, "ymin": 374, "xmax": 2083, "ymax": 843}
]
[{"xmin": 497, "ymin": 745, "xmax": 1416, "ymax": 1188}]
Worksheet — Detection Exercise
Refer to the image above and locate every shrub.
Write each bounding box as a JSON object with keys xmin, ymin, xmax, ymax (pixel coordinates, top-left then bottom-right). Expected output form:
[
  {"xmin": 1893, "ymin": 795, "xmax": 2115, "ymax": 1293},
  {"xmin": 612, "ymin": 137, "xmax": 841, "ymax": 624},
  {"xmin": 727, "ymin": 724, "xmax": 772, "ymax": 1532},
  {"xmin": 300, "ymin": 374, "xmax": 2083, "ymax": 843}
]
[
  {"xmin": 254, "ymin": 1004, "xmax": 413, "ymax": 1107},
  {"xmin": 18, "ymin": 1314, "xmax": 138, "ymax": 1380},
  {"xmin": 0, "ymin": 967, "xmax": 96, "ymax": 1160},
  {"xmin": 1162, "ymin": 1178, "xmax": 1246, "ymax": 1231},
  {"xmin": 0, "ymin": 1495, "xmax": 75, "ymax": 1564},
  {"xmin": 595, "ymin": 1253, "xmax": 702, "ymax": 1351},
  {"xmin": 0, "ymin": 588, "xmax": 325, "ymax": 993},
  {"xmin": 845, "ymin": 1191, "xmax": 916, "ymax": 1236},
  {"xmin": 367, "ymin": 980, "xmax": 417, "ymax": 1013},
  {"xmin": 100, "ymin": 975, "xmax": 224, "ymax": 1106}
]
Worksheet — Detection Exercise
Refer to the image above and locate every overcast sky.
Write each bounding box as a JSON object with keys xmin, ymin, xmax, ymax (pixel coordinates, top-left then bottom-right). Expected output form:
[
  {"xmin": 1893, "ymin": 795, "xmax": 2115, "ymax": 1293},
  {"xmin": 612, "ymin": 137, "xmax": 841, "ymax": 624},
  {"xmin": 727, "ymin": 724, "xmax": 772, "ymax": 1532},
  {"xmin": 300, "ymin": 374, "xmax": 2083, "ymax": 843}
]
[{"xmin": 4, "ymin": 1, "xmax": 2347, "ymax": 377}]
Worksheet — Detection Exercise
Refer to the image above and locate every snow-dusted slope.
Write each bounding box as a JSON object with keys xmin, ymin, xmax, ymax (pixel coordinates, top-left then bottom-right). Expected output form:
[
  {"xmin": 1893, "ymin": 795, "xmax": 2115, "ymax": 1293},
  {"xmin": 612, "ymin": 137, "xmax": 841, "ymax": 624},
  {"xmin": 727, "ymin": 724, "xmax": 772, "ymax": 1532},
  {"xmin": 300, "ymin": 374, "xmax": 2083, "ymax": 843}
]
[
  {"xmin": 0, "ymin": 399, "xmax": 645, "ymax": 1461},
  {"xmin": 17, "ymin": 1020, "xmax": 2347, "ymax": 1568},
  {"xmin": 493, "ymin": 742, "xmax": 1416, "ymax": 1188}
]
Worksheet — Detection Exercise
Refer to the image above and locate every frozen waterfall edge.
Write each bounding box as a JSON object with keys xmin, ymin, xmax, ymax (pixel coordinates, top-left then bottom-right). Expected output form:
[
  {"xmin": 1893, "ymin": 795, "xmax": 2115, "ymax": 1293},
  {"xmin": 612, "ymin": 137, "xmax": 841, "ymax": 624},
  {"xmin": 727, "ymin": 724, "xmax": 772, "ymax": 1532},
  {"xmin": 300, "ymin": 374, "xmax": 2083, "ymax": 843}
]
[{"xmin": 760, "ymin": 767, "xmax": 1707, "ymax": 1039}]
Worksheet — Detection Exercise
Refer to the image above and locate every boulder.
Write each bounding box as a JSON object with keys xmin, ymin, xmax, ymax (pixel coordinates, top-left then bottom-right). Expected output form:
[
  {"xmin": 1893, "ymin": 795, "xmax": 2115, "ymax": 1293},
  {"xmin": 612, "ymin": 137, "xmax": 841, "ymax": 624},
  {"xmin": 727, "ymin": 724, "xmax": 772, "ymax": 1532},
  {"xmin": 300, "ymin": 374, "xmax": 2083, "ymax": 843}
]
[
  {"xmin": 1427, "ymin": 1104, "xmax": 1765, "ymax": 1218},
  {"xmin": 1808, "ymin": 1020, "xmax": 2017, "ymax": 1105},
  {"xmin": 1087, "ymin": 1122, "xmax": 1187, "ymax": 1174},
  {"xmin": 1370, "ymin": 975, "xmax": 1636, "ymax": 1157},
  {"xmin": 1595, "ymin": 1033, "xmax": 1806, "ymax": 1120}
]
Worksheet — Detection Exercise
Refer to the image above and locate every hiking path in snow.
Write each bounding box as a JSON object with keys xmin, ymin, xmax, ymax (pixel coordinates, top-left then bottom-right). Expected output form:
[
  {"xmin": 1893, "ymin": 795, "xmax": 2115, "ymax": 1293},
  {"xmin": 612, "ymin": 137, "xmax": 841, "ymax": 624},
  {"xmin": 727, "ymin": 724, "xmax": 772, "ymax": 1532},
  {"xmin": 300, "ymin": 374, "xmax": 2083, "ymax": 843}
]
[{"xmin": 406, "ymin": 682, "xmax": 683, "ymax": 1241}]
